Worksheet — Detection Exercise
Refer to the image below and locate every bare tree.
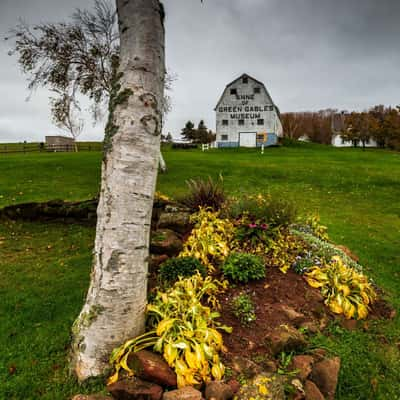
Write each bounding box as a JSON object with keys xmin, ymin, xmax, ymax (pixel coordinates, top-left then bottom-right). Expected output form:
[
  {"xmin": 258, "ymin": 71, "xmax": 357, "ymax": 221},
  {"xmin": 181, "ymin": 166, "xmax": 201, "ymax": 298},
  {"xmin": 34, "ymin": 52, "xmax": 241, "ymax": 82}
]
[{"xmin": 70, "ymin": 0, "xmax": 165, "ymax": 380}]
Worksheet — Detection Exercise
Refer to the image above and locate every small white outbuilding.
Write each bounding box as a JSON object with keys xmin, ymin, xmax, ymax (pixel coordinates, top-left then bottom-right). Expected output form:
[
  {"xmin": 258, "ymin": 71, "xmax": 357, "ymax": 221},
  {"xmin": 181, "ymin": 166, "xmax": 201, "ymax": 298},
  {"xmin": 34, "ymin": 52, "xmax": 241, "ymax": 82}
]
[{"xmin": 215, "ymin": 74, "xmax": 283, "ymax": 148}]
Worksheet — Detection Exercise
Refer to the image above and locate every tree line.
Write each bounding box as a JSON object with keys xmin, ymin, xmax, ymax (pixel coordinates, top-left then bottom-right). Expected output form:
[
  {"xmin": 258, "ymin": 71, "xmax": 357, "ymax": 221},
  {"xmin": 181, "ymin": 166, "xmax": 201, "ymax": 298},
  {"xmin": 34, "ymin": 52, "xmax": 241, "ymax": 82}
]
[{"xmin": 281, "ymin": 105, "xmax": 400, "ymax": 150}]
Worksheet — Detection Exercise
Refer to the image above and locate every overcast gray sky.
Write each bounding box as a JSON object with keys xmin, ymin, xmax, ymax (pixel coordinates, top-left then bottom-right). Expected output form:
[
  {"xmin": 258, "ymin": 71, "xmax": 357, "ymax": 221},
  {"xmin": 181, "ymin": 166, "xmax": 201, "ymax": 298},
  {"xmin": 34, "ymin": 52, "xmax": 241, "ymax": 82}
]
[{"xmin": 0, "ymin": 0, "xmax": 399, "ymax": 142}]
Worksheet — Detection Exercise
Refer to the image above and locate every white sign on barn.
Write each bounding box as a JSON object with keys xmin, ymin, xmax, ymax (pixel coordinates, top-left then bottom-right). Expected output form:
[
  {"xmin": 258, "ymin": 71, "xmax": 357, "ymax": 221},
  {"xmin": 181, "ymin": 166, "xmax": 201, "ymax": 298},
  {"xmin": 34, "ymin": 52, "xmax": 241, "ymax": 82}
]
[{"xmin": 215, "ymin": 74, "xmax": 283, "ymax": 148}]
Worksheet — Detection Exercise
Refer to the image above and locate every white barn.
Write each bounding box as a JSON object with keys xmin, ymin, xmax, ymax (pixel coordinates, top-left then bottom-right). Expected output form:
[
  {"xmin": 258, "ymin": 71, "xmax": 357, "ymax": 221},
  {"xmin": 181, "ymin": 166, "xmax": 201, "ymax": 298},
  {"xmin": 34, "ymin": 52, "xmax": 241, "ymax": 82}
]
[{"xmin": 215, "ymin": 74, "xmax": 283, "ymax": 148}]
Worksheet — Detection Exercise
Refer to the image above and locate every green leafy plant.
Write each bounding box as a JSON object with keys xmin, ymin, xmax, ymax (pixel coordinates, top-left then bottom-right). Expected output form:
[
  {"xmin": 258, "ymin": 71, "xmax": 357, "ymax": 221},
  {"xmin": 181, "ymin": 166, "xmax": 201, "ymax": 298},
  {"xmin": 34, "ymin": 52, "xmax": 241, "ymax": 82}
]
[
  {"xmin": 182, "ymin": 176, "xmax": 226, "ymax": 211},
  {"xmin": 292, "ymin": 230, "xmax": 363, "ymax": 272},
  {"xmin": 159, "ymin": 256, "xmax": 206, "ymax": 284},
  {"xmin": 180, "ymin": 207, "xmax": 235, "ymax": 271},
  {"xmin": 305, "ymin": 256, "xmax": 377, "ymax": 319},
  {"xmin": 277, "ymin": 351, "xmax": 298, "ymax": 376},
  {"xmin": 222, "ymin": 252, "xmax": 265, "ymax": 283},
  {"xmin": 109, "ymin": 273, "xmax": 232, "ymax": 388},
  {"xmin": 227, "ymin": 194, "xmax": 298, "ymax": 227},
  {"xmin": 231, "ymin": 293, "xmax": 256, "ymax": 326}
]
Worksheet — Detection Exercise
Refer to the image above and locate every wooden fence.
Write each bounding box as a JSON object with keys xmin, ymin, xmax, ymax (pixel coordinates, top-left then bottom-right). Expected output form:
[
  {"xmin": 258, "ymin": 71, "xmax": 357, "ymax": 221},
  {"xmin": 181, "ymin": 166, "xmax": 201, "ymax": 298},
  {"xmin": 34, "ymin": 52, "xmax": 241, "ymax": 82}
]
[{"xmin": 0, "ymin": 142, "xmax": 103, "ymax": 154}]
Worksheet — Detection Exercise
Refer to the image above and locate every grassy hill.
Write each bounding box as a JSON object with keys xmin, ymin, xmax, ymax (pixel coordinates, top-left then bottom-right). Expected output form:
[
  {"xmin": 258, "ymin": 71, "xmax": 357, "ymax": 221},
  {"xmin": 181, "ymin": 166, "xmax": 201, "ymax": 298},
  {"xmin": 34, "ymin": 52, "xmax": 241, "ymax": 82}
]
[{"xmin": 0, "ymin": 144, "xmax": 399, "ymax": 399}]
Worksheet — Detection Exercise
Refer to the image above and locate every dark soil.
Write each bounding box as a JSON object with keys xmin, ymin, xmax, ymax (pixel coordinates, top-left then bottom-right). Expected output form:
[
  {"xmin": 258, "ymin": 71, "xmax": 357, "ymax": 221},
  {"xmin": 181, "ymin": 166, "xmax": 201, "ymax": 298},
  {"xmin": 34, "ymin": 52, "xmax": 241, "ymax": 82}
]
[{"xmin": 217, "ymin": 268, "xmax": 329, "ymax": 358}]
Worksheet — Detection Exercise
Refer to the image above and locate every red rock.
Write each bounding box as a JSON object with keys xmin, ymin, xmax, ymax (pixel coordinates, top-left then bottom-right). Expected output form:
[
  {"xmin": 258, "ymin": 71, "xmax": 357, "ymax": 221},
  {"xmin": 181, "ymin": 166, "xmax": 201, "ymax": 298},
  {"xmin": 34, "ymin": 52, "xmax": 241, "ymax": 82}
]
[
  {"xmin": 107, "ymin": 377, "xmax": 163, "ymax": 400},
  {"xmin": 226, "ymin": 380, "xmax": 240, "ymax": 394},
  {"xmin": 72, "ymin": 396, "xmax": 112, "ymax": 400},
  {"xmin": 341, "ymin": 319, "xmax": 357, "ymax": 331},
  {"xmin": 129, "ymin": 350, "xmax": 177, "ymax": 387},
  {"xmin": 231, "ymin": 356, "xmax": 262, "ymax": 378},
  {"xmin": 162, "ymin": 386, "xmax": 202, "ymax": 400},
  {"xmin": 150, "ymin": 229, "xmax": 183, "ymax": 257},
  {"xmin": 310, "ymin": 357, "xmax": 341, "ymax": 400},
  {"xmin": 277, "ymin": 304, "xmax": 307, "ymax": 326},
  {"xmin": 205, "ymin": 381, "xmax": 234, "ymax": 400},
  {"xmin": 264, "ymin": 325, "xmax": 307, "ymax": 356},
  {"xmin": 311, "ymin": 349, "xmax": 327, "ymax": 362},
  {"xmin": 149, "ymin": 254, "xmax": 169, "ymax": 274},
  {"xmin": 304, "ymin": 380, "xmax": 324, "ymax": 400},
  {"xmin": 290, "ymin": 355, "xmax": 314, "ymax": 381}
]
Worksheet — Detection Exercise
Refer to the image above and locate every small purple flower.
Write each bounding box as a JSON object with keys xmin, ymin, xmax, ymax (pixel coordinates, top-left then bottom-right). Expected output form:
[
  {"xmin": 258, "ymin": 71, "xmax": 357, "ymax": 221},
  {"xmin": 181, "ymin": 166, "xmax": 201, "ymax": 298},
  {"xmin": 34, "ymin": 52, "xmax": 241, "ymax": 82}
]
[
  {"xmin": 261, "ymin": 223, "xmax": 269, "ymax": 230},
  {"xmin": 248, "ymin": 223, "xmax": 258, "ymax": 228}
]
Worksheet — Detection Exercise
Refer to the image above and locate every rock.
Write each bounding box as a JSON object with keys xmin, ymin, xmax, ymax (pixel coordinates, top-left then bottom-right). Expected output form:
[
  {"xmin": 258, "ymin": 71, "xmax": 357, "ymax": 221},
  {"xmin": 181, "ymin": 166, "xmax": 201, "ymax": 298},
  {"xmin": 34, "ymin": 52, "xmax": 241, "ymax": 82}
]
[
  {"xmin": 304, "ymin": 380, "xmax": 324, "ymax": 400},
  {"xmin": 107, "ymin": 377, "xmax": 163, "ymax": 400},
  {"xmin": 261, "ymin": 360, "xmax": 278, "ymax": 373},
  {"xmin": 226, "ymin": 380, "xmax": 240, "ymax": 394},
  {"xmin": 205, "ymin": 381, "xmax": 234, "ymax": 400},
  {"xmin": 150, "ymin": 229, "xmax": 183, "ymax": 257},
  {"xmin": 299, "ymin": 321, "xmax": 320, "ymax": 334},
  {"xmin": 72, "ymin": 396, "xmax": 112, "ymax": 400},
  {"xmin": 264, "ymin": 325, "xmax": 307, "ymax": 356},
  {"xmin": 341, "ymin": 319, "xmax": 357, "ymax": 331},
  {"xmin": 149, "ymin": 254, "xmax": 169, "ymax": 274},
  {"xmin": 277, "ymin": 305, "xmax": 307, "ymax": 326},
  {"xmin": 310, "ymin": 357, "xmax": 341, "ymax": 400},
  {"xmin": 128, "ymin": 350, "xmax": 177, "ymax": 387},
  {"xmin": 231, "ymin": 356, "xmax": 262, "ymax": 378},
  {"xmin": 236, "ymin": 373, "xmax": 286, "ymax": 400},
  {"xmin": 158, "ymin": 212, "xmax": 191, "ymax": 234},
  {"xmin": 311, "ymin": 349, "xmax": 327, "ymax": 362},
  {"xmin": 289, "ymin": 355, "xmax": 314, "ymax": 381},
  {"xmin": 162, "ymin": 386, "xmax": 202, "ymax": 400}
]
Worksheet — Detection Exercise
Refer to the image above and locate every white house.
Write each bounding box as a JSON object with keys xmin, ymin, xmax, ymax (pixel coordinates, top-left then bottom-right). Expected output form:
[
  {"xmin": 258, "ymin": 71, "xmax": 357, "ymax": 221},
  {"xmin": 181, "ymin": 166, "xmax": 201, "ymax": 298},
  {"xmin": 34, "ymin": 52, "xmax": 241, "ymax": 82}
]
[
  {"xmin": 215, "ymin": 74, "xmax": 283, "ymax": 148},
  {"xmin": 331, "ymin": 113, "xmax": 377, "ymax": 147}
]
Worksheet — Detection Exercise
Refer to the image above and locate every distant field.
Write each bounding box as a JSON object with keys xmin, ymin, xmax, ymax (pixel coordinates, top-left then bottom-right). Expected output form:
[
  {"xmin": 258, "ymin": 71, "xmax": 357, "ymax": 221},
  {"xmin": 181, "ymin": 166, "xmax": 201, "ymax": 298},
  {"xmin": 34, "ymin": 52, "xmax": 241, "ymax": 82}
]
[{"xmin": 0, "ymin": 144, "xmax": 399, "ymax": 399}]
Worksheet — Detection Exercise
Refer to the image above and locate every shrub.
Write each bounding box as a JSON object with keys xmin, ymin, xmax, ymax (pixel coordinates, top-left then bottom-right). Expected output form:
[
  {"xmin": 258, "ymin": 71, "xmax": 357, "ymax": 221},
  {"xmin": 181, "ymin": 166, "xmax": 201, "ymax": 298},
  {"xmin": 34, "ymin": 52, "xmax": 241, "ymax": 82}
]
[
  {"xmin": 222, "ymin": 252, "xmax": 265, "ymax": 283},
  {"xmin": 182, "ymin": 176, "xmax": 226, "ymax": 211},
  {"xmin": 172, "ymin": 143, "xmax": 198, "ymax": 149},
  {"xmin": 305, "ymin": 256, "xmax": 377, "ymax": 319},
  {"xmin": 109, "ymin": 273, "xmax": 232, "ymax": 387},
  {"xmin": 231, "ymin": 293, "xmax": 256, "ymax": 326},
  {"xmin": 159, "ymin": 256, "xmax": 206, "ymax": 284},
  {"xmin": 228, "ymin": 194, "xmax": 298, "ymax": 227},
  {"xmin": 180, "ymin": 207, "xmax": 234, "ymax": 272}
]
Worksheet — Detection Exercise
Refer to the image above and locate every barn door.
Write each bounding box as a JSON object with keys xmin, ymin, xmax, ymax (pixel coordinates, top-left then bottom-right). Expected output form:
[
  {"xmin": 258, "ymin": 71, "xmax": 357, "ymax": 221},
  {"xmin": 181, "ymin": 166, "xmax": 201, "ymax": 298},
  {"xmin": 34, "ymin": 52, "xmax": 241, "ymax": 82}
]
[{"xmin": 239, "ymin": 132, "xmax": 256, "ymax": 147}]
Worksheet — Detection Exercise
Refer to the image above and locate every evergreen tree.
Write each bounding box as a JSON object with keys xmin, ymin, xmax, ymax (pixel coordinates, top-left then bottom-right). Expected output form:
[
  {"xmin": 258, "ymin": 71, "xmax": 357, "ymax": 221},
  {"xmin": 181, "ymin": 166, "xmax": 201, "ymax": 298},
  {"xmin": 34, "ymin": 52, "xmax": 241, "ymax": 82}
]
[{"xmin": 181, "ymin": 120, "xmax": 196, "ymax": 142}]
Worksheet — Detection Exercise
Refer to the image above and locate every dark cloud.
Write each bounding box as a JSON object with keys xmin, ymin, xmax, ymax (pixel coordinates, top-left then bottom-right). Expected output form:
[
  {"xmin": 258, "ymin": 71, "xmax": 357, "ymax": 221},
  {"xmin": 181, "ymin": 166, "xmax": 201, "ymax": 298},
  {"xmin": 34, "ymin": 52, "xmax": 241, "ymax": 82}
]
[{"xmin": 0, "ymin": 0, "xmax": 399, "ymax": 142}]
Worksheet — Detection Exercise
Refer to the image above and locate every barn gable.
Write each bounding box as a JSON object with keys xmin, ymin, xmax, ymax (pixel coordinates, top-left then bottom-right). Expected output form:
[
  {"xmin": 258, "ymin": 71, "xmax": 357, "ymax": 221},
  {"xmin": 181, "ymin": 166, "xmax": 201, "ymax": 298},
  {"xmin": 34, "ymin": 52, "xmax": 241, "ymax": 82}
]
[{"xmin": 214, "ymin": 73, "xmax": 282, "ymax": 148}]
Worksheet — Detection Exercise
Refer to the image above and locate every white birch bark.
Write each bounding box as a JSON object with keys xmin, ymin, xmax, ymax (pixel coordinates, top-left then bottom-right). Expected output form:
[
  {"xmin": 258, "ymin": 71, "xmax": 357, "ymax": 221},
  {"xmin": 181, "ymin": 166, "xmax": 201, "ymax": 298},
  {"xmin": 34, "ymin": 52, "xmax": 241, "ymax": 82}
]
[{"xmin": 71, "ymin": 0, "xmax": 165, "ymax": 380}]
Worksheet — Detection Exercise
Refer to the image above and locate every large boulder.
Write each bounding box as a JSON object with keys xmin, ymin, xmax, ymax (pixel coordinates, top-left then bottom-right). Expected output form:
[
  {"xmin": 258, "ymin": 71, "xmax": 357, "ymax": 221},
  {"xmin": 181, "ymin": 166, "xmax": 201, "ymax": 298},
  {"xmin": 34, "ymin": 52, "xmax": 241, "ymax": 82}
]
[
  {"xmin": 310, "ymin": 357, "xmax": 341, "ymax": 400},
  {"xmin": 162, "ymin": 386, "xmax": 202, "ymax": 400},
  {"xmin": 150, "ymin": 229, "xmax": 183, "ymax": 257},
  {"xmin": 128, "ymin": 350, "xmax": 177, "ymax": 387},
  {"xmin": 107, "ymin": 377, "xmax": 163, "ymax": 400},
  {"xmin": 264, "ymin": 325, "xmax": 307, "ymax": 356}
]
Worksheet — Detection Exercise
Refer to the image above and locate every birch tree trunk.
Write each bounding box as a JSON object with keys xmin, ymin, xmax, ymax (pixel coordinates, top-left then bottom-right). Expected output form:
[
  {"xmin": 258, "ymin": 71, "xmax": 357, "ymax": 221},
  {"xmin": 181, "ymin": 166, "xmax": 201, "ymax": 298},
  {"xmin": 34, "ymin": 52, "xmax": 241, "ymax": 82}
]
[{"xmin": 71, "ymin": 0, "xmax": 165, "ymax": 381}]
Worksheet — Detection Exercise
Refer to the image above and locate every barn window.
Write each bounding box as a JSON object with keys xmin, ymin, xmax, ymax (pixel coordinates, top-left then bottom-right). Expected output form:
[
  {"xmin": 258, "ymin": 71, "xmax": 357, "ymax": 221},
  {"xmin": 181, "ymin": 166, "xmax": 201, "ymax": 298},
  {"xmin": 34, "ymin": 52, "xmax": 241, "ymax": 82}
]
[
  {"xmin": 221, "ymin": 134, "xmax": 228, "ymax": 141},
  {"xmin": 254, "ymin": 87, "xmax": 261, "ymax": 94},
  {"xmin": 257, "ymin": 134, "xmax": 265, "ymax": 141},
  {"xmin": 230, "ymin": 88, "xmax": 237, "ymax": 95},
  {"xmin": 242, "ymin": 77, "xmax": 248, "ymax": 84},
  {"xmin": 238, "ymin": 119, "xmax": 245, "ymax": 126},
  {"xmin": 222, "ymin": 120, "xmax": 228, "ymax": 126},
  {"xmin": 257, "ymin": 119, "xmax": 264, "ymax": 125}
]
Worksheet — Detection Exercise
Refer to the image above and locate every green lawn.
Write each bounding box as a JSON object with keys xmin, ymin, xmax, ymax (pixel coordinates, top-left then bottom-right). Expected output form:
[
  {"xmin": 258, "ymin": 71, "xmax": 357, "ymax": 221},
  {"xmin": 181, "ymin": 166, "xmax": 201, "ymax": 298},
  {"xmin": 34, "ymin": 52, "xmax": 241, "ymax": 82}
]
[{"xmin": 0, "ymin": 144, "xmax": 399, "ymax": 399}]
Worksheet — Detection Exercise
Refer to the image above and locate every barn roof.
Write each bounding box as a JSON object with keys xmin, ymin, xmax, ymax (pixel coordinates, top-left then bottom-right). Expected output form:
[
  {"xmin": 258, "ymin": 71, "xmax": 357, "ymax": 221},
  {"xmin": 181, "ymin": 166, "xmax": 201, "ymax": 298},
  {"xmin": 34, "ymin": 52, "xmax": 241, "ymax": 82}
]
[{"xmin": 214, "ymin": 73, "xmax": 280, "ymax": 117}]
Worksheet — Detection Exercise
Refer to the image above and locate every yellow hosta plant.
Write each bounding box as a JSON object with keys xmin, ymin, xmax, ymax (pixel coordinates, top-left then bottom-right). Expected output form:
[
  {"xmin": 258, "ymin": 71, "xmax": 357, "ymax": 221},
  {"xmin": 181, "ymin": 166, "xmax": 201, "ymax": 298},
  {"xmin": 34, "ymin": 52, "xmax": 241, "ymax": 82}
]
[
  {"xmin": 305, "ymin": 256, "xmax": 377, "ymax": 319},
  {"xmin": 108, "ymin": 273, "xmax": 232, "ymax": 387},
  {"xmin": 180, "ymin": 207, "xmax": 235, "ymax": 271}
]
